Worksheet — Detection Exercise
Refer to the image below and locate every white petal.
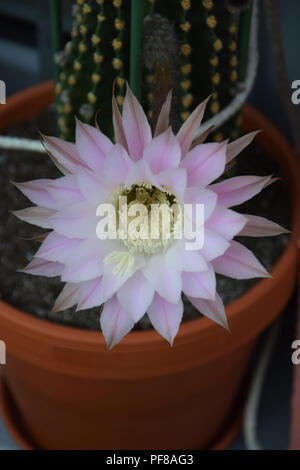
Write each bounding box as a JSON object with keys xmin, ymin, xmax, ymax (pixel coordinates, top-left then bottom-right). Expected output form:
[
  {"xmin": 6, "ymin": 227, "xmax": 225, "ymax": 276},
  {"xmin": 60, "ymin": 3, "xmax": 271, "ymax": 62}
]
[
  {"xmin": 18, "ymin": 258, "xmax": 64, "ymax": 277},
  {"xmin": 182, "ymin": 265, "xmax": 216, "ymax": 300},
  {"xmin": 101, "ymin": 253, "xmax": 145, "ymax": 302},
  {"xmin": 226, "ymin": 131, "xmax": 260, "ymax": 164},
  {"xmin": 77, "ymin": 277, "xmax": 104, "ymax": 311},
  {"xmin": 100, "ymin": 295, "xmax": 135, "ymax": 349},
  {"xmin": 77, "ymin": 168, "xmax": 112, "ymax": 205},
  {"xmin": 125, "ymin": 159, "xmax": 162, "ymax": 190},
  {"xmin": 187, "ymin": 293, "xmax": 229, "ymax": 330},
  {"xmin": 177, "ymin": 96, "xmax": 210, "ymax": 156},
  {"xmin": 143, "ymin": 128, "xmax": 181, "ymax": 174},
  {"xmin": 143, "ymin": 255, "xmax": 182, "ymax": 304},
  {"xmin": 122, "ymin": 84, "xmax": 152, "ymax": 161},
  {"xmin": 184, "ymin": 187, "xmax": 217, "ymax": 222},
  {"xmin": 104, "ymin": 144, "xmax": 133, "ymax": 183},
  {"xmin": 156, "ymin": 168, "xmax": 187, "ymax": 202},
  {"xmin": 147, "ymin": 294, "xmax": 183, "ymax": 345},
  {"xmin": 49, "ymin": 202, "xmax": 99, "ymax": 239},
  {"xmin": 61, "ymin": 239, "xmax": 107, "ymax": 283},
  {"xmin": 182, "ymin": 249, "xmax": 208, "ymax": 272},
  {"xmin": 12, "ymin": 179, "xmax": 56, "ymax": 210},
  {"xmin": 238, "ymin": 214, "xmax": 289, "ymax": 237},
  {"xmin": 112, "ymin": 93, "xmax": 129, "ymax": 151},
  {"xmin": 13, "ymin": 206, "xmax": 56, "ymax": 229},
  {"xmin": 52, "ymin": 283, "xmax": 79, "ymax": 313},
  {"xmin": 154, "ymin": 90, "xmax": 172, "ymax": 137},
  {"xmin": 117, "ymin": 271, "xmax": 154, "ymax": 322},
  {"xmin": 212, "ymin": 240, "xmax": 271, "ymax": 279},
  {"xmin": 42, "ymin": 134, "xmax": 87, "ymax": 174},
  {"xmin": 75, "ymin": 118, "xmax": 112, "ymax": 171},
  {"xmin": 46, "ymin": 174, "xmax": 85, "ymax": 208},
  {"xmin": 206, "ymin": 206, "xmax": 247, "ymax": 240},
  {"xmin": 201, "ymin": 228, "xmax": 230, "ymax": 262},
  {"xmin": 210, "ymin": 175, "xmax": 274, "ymax": 208},
  {"xmin": 181, "ymin": 142, "xmax": 226, "ymax": 187},
  {"xmin": 35, "ymin": 232, "xmax": 82, "ymax": 262}
]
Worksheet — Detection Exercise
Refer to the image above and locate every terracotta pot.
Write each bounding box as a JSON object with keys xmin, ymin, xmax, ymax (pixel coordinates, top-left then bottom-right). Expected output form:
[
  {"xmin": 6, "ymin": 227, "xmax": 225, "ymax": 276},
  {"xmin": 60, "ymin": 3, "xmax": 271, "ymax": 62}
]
[{"xmin": 0, "ymin": 82, "xmax": 299, "ymax": 450}]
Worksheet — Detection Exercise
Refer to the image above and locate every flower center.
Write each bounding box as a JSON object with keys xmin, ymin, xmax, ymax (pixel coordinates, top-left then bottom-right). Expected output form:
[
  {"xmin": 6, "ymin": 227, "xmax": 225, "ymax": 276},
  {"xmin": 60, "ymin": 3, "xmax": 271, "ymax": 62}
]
[
  {"xmin": 117, "ymin": 183, "xmax": 180, "ymax": 255},
  {"xmin": 103, "ymin": 183, "xmax": 182, "ymax": 276}
]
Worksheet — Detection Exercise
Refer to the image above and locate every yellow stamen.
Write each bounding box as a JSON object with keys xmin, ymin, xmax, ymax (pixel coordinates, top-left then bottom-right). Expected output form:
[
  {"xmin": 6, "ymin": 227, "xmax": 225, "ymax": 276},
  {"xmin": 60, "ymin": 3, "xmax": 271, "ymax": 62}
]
[{"xmin": 103, "ymin": 251, "xmax": 135, "ymax": 277}]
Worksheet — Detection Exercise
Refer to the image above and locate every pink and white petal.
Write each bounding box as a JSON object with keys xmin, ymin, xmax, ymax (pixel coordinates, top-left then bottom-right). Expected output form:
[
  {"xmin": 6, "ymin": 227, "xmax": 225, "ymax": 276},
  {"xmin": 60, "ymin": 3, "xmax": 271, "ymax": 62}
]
[
  {"xmin": 160, "ymin": 240, "xmax": 184, "ymax": 272},
  {"xmin": 184, "ymin": 187, "xmax": 217, "ymax": 222},
  {"xmin": 125, "ymin": 159, "xmax": 162, "ymax": 190},
  {"xmin": 182, "ymin": 248, "xmax": 208, "ymax": 272},
  {"xmin": 177, "ymin": 96, "xmax": 210, "ymax": 157},
  {"xmin": 112, "ymin": 93, "xmax": 129, "ymax": 151},
  {"xmin": 12, "ymin": 179, "xmax": 56, "ymax": 210},
  {"xmin": 61, "ymin": 239, "xmax": 106, "ymax": 283},
  {"xmin": 238, "ymin": 214, "xmax": 289, "ymax": 237},
  {"xmin": 104, "ymin": 144, "xmax": 133, "ymax": 183},
  {"xmin": 143, "ymin": 256, "xmax": 182, "ymax": 304},
  {"xmin": 122, "ymin": 84, "xmax": 152, "ymax": 162},
  {"xmin": 13, "ymin": 206, "xmax": 56, "ymax": 229},
  {"xmin": 35, "ymin": 232, "xmax": 82, "ymax": 262},
  {"xmin": 212, "ymin": 240, "xmax": 271, "ymax": 279},
  {"xmin": 191, "ymin": 125, "xmax": 215, "ymax": 147},
  {"xmin": 117, "ymin": 271, "xmax": 155, "ymax": 322},
  {"xmin": 206, "ymin": 206, "xmax": 247, "ymax": 240},
  {"xmin": 75, "ymin": 118, "xmax": 113, "ymax": 171},
  {"xmin": 100, "ymin": 295, "xmax": 135, "ymax": 349},
  {"xmin": 226, "ymin": 131, "xmax": 260, "ymax": 164},
  {"xmin": 77, "ymin": 276, "xmax": 104, "ymax": 311},
  {"xmin": 18, "ymin": 258, "xmax": 64, "ymax": 277},
  {"xmin": 156, "ymin": 168, "xmax": 187, "ymax": 202},
  {"xmin": 187, "ymin": 293, "xmax": 229, "ymax": 330},
  {"xmin": 182, "ymin": 265, "xmax": 216, "ymax": 300},
  {"xmin": 101, "ymin": 253, "xmax": 145, "ymax": 302},
  {"xmin": 77, "ymin": 167, "xmax": 113, "ymax": 205},
  {"xmin": 201, "ymin": 228, "xmax": 230, "ymax": 262},
  {"xmin": 52, "ymin": 283, "xmax": 79, "ymax": 313},
  {"xmin": 42, "ymin": 134, "xmax": 88, "ymax": 174},
  {"xmin": 147, "ymin": 293, "xmax": 183, "ymax": 346},
  {"xmin": 46, "ymin": 175, "xmax": 85, "ymax": 208},
  {"xmin": 154, "ymin": 90, "xmax": 172, "ymax": 137},
  {"xmin": 143, "ymin": 128, "xmax": 181, "ymax": 174},
  {"xmin": 48, "ymin": 202, "xmax": 98, "ymax": 239},
  {"xmin": 181, "ymin": 142, "xmax": 226, "ymax": 187},
  {"xmin": 210, "ymin": 175, "xmax": 273, "ymax": 208}
]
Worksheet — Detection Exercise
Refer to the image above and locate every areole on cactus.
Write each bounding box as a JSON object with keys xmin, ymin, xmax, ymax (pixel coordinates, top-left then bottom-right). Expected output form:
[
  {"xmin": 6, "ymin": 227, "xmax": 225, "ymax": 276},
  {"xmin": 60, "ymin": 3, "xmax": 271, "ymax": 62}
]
[{"xmin": 54, "ymin": 0, "xmax": 249, "ymax": 142}]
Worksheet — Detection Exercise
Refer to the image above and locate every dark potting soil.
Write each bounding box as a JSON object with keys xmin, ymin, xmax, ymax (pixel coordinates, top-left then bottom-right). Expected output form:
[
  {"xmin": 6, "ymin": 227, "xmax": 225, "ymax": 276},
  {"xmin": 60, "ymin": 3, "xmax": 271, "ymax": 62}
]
[{"xmin": 0, "ymin": 107, "xmax": 291, "ymax": 331}]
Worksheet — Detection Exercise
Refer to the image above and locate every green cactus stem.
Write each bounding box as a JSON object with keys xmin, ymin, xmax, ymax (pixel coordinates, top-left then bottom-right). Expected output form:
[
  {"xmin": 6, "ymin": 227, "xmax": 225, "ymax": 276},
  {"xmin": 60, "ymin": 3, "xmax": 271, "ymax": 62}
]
[{"xmin": 129, "ymin": 0, "xmax": 144, "ymax": 100}]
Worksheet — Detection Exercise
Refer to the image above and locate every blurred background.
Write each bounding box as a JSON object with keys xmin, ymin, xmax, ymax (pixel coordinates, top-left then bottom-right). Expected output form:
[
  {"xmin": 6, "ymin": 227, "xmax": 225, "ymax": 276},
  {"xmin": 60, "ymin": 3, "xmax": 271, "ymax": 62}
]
[{"xmin": 0, "ymin": 0, "xmax": 299, "ymax": 450}]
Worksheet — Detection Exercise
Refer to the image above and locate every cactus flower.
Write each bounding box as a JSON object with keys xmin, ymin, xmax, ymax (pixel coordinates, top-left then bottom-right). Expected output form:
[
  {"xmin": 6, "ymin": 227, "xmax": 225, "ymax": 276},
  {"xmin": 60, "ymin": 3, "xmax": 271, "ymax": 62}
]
[{"xmin": 13, "ymin": 85, "xmax": 287, "ymax": 348}]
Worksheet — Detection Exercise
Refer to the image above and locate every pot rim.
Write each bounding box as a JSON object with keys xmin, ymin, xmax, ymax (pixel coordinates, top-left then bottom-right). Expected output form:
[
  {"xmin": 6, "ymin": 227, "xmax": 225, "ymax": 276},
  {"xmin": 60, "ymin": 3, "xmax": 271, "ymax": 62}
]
[{"xmin": 0, "ymin": 81, "xmax": 299, "ymax": 356}]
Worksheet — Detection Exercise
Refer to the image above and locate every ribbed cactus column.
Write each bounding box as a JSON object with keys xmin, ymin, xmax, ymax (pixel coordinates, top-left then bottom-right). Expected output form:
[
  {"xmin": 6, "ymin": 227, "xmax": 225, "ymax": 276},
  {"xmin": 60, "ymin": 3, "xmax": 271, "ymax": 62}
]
[
  {"xmin": 178, "ymin": 0, "xmax": 193, "ymax": 123},
  {"xmin": 50, "ymin": 0, "xmax": 63, "ymax": 82},
  {"xmin": 129, "ymin": 0, "xmax": 144, "ymax": 100},
  {"xmin": 52, "ymin": 0, "xmax": 253, "ymax": 141}
]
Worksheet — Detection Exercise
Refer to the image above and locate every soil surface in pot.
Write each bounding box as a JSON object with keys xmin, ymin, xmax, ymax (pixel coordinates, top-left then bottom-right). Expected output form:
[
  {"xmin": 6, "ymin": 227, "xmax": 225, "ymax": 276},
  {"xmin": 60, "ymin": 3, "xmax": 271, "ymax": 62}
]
[{"xmin": 0, "ymin": 108, "xmax": 290, "ymax": 330}]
